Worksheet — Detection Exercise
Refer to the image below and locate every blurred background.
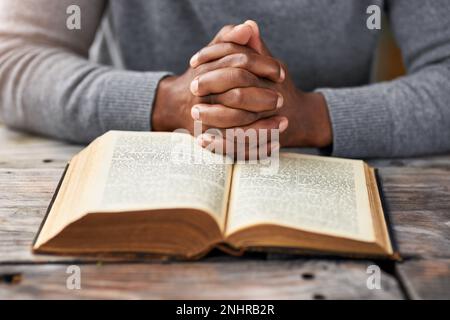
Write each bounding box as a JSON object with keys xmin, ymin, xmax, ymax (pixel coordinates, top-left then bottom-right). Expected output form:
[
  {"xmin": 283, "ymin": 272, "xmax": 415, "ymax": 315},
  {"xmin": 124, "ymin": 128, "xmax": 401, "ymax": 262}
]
[{"xmin": 372, "ymin": 15, "xmax": 405, "ymax": 82}]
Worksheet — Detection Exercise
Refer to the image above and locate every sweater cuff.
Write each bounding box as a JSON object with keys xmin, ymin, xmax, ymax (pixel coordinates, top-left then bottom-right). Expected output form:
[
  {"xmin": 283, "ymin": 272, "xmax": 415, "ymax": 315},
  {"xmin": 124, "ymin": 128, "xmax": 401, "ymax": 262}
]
[
  {"xmin": 316, "ymin": 87, "xmax": 393, "ymax": 158},
  {"xmin": 97, "ymin": 71, "xmax": 171, "ymax": 132}
]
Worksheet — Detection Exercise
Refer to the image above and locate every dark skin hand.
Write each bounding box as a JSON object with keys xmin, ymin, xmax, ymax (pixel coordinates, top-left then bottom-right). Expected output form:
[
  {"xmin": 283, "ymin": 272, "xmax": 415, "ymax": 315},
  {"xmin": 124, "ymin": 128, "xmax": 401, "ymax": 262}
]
[{"xmin": 152, "ymin": 21, "xmax": 333, "ymax": 157}]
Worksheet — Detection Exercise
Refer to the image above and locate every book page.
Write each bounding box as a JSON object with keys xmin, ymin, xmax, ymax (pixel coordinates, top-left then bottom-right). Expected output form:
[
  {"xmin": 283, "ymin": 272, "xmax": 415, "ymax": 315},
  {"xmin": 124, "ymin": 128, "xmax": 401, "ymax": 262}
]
[
  {"xmin": 91, "ymin": 131, "xmax": 232, "ymax": 228},
  {"xmin": 226, "ymin": 153, "xmax": 375, "ymax": 241}
]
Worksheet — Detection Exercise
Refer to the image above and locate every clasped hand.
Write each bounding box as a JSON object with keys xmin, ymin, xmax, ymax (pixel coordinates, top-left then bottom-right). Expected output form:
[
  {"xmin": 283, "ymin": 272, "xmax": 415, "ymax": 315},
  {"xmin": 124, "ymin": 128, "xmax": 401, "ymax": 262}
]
[{"xmin": 152, "ymin": 20, "xmax": 332, "ymax": 158}]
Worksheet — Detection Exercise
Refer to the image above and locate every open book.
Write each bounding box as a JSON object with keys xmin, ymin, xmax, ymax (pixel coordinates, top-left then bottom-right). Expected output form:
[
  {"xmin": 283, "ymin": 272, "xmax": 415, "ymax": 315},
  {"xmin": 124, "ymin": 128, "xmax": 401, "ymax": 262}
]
[{"xmin": 33, "ymin": 131, "xmax": 398, "ymax": 259}]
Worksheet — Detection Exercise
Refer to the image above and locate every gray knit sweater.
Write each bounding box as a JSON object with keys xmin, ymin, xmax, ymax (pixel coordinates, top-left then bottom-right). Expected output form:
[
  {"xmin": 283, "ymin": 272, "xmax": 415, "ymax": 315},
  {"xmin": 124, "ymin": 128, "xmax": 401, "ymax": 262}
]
[{"xmin": 0, "ymin": 0, "xmax": 449, "ymax": 158}]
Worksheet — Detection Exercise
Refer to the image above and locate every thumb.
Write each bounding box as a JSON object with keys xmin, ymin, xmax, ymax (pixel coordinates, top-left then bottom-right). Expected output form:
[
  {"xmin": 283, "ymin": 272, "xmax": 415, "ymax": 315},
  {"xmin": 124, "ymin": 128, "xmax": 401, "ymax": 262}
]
[
  {"xmin": 220, "ymin": 23, "xmax": 253, "ymax": 46},
  {"xmin": 217, "ymin": 21, "xmax": 271, "ymax": 56},
  {"xmin": 243, "ymin": 20, "xmax": 271, "ymax": 56}
]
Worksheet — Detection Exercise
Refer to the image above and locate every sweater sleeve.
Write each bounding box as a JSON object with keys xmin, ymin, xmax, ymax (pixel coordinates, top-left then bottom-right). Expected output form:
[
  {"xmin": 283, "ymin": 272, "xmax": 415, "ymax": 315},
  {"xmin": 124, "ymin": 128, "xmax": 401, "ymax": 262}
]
[
  {"xmin": 0, "ymin": 0, "xmax": 170, "ymax": 143},
  {"xmin": 317, "ymin": 0, "xmax": 450, "ymax": 158}
]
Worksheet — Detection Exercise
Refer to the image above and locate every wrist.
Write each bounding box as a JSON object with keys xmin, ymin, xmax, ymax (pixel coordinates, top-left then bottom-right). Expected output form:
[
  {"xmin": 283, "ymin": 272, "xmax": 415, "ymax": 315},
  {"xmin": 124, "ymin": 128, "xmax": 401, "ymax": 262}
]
[
  {"xmin": 288, "ymin": 91, "xmax": 332, "ymax": 148},
  {"xmin": 151, "ymin": 75, "xmax": 182, "ymax": 131},
  {"xmin": 305, "ymin": 92, "xmax": 333, "ymax": 148}
]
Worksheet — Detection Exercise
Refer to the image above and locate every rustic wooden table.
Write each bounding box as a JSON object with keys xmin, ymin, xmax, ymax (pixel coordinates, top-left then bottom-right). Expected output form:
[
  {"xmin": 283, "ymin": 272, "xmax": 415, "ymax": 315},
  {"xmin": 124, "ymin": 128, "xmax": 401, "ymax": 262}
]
[{"xmin": 0, "ymin": 124, "xmax": 449, "ymax": 299}]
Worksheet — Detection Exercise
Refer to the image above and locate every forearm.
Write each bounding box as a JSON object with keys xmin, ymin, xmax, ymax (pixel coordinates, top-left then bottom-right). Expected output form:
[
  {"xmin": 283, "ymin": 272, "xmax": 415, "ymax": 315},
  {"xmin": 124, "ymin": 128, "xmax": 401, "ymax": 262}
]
[
  {"xmin": 0, "ymin": 0, "xmax": 170, "ymax": 143},
  {"xmin": 310, "ymin": 0, "xmax": 450, "ymax": 158},
  {"xmin": 0, "ymin": 40, "xmax": 169, "ymax": 143},
  {"xmin": 317, "ymin": 60, "xmax": 450, "ymax": 158}
]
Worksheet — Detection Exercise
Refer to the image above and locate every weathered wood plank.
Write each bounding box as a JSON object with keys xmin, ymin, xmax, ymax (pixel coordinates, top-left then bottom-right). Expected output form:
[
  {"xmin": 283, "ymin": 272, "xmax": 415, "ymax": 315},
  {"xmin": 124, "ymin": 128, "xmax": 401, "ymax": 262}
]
[
  {"xmin": 0, "ymin": 260, "xmax": 403, "ymax": 299},
  {"xmin": 377, "ymin": 167, "xmax": 450, "ymax": 258},
  {"xmin": 0, "ymin": 168, "xmax": 75, "ymax": 263},
  {"xmin": 397, "ymin": 259, "xmax": 450, "ymax": 299},
  {"xmin": 378, "ymin": 167, "xmax": 450, "ymax": 212},
  {"xmin": 368, "ymin": 157, "xmax": 450, "ymax": 171},
  {"xmin": 0, "ymin": 126, "xmax": 82, "ymax": 169}
]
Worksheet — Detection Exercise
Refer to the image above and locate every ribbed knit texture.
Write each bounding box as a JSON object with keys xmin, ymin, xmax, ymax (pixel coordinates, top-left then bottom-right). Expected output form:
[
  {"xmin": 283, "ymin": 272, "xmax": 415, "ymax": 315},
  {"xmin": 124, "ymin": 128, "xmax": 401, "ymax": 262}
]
[{"xmin": 98, "ymin": 71, "xmax": 170, "ymax": 133}]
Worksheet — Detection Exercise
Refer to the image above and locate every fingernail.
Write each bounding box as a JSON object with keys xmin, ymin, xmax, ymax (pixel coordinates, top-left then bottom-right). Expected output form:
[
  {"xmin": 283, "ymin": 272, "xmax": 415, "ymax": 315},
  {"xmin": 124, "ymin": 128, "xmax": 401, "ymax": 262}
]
[
  {"xmin": 191, "ymin": 106, "xmax": 200, "ymax": 120},
  {"xmin": 190, "ymin": 78, "xmax": 199, "ymax": 95},
  {"xmin": 279, "ymin": 67, "xmax": 285, "ymax": 82},
  {"xmin": 234, "ymin": 24, "xmax": 247, "ymax": 32},
  {"xmin": 227, "ymin": 24, "xmax": 252, "ymax": 43},
  {"xmin": 279, "ymin": 118, "xmax": 288, "ymax": 133},
  {"xmin": 190, "ymin": 52, "xmax": 199, "ymax": 67},
  {"xmin": 244, "ymin": 20, "xmax": 260, "ymax": 36},
  {"xmin": 276, "ymin": 93, "xmax": 284, "ymax": 109}
]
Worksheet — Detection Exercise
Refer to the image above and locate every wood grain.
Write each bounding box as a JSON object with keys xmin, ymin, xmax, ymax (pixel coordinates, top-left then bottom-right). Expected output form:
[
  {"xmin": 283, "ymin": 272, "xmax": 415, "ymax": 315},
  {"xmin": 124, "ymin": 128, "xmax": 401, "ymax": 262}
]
[
  {"xmin": 0, "ymin": 260, "xmax": 403, "ymax": 299},
  {"xmin": 377, "ymin": 168, "xmax": 450, "ymax": 258},
  {"xmin": 0, "ymin": 126, "xmax": 82, "ymax": 262},
  {"xmin": 368, "ymin": 157, "xmax": 450, "ymax": 170},
  {"xmin": 397, "ymin": 259, "xmax": 450, "ymax": 299},
  {"xmin": 0, "ymin": 127, "xmax": 82, "ymax": 169},
  {"xmin": 0, "ymin": 169, "xmax": 78, "ymax": 263},
  {"xmin": 1, "ymin": 124, "xmax": 450, "ymax": 299}
]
